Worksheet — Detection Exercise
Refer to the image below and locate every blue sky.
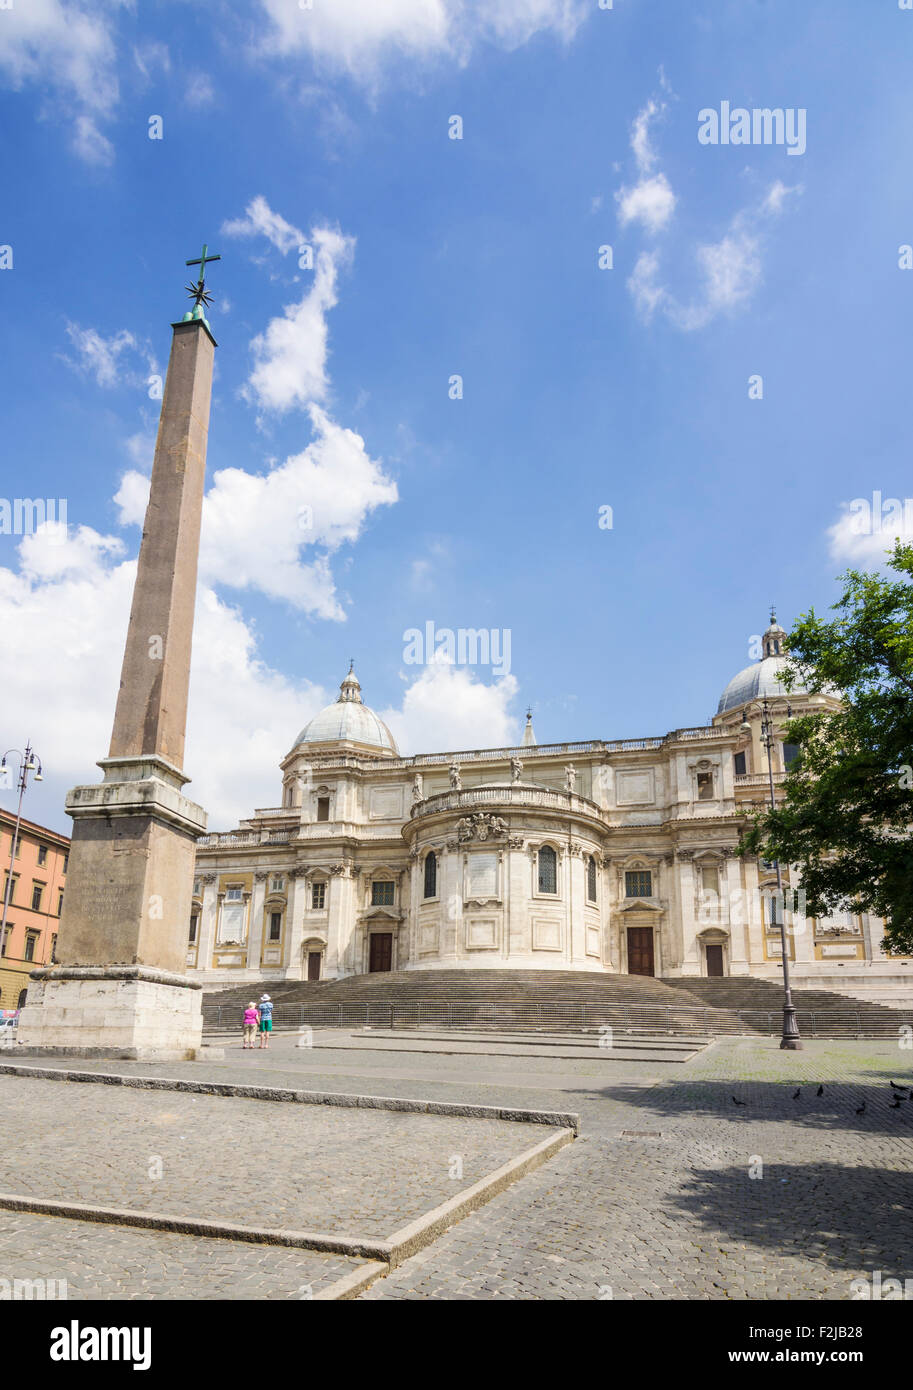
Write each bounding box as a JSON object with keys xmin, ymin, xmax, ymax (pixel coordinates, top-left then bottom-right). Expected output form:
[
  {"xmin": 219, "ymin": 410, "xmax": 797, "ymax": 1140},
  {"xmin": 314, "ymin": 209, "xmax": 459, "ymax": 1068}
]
[{"xmin": 1, "ymin": 0, "xmax": 912, "ymax": 832}]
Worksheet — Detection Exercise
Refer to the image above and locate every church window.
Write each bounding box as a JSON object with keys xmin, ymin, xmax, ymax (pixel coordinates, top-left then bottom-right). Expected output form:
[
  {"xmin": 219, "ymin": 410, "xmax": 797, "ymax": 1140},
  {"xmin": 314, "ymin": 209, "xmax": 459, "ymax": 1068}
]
[
  {"xmin": 423, "ymin": 852, "xmax": 437, "ymax": 899},
  {"xmin": 225, "ymin": 887, "xmax": 242, "ymax": 902},
  {"xmin": 625, "ymin": 870, "xmax": 652, "ymax": 898},
  {"xmin": 538, "ymin": 846, "xmax": 557, "ymax": 895},
  {"xmin": 734, "ymin": 751, "xmax": 747, "ymax": 776},
  {"xmin": 372, "ymin": 880, "xmax": 395, "ymax": 906},
  {"xmin": 782, "ymin": 743, "xmax": 799, "ymax": 770},
  {"xmin": 586, "ymin": 855, "xmax": 597, "ymax": 903},
  {"xmin": 188, "ymin": 914, "xmax": 198, "ymax": 944},
  {"xmin": 268, "ymin": 912, "xmax": 282, "ymax": 941},
  {"xmin": 311, "ymin": 882, "xmax": 326, "ymax": 910},
  {"xmin": 270, "ymin": 876, "xmax": 284, "ymax": 893},
  {"xmin": 697, "ymin": 772, "xmax": 713, "ymax": 801},
  {"xmin": 316, "ymin": 797, "xmax": 330, "ymax": 822}
]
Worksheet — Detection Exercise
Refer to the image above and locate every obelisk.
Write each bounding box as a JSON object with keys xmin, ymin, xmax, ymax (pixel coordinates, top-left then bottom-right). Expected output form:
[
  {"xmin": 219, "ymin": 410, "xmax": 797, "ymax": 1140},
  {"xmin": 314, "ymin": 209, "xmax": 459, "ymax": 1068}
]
[{"xmin": 18, "ymin": 249, "xmax": 221, "ymax": 1060}]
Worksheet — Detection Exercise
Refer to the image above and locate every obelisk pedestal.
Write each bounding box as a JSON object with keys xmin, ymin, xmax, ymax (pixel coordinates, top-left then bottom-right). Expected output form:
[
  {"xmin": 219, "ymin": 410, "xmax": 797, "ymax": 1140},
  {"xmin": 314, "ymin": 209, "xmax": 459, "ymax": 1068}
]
[{"xmin": 18, "ymin": 297, "xmax": 219, "ymax": 1060}]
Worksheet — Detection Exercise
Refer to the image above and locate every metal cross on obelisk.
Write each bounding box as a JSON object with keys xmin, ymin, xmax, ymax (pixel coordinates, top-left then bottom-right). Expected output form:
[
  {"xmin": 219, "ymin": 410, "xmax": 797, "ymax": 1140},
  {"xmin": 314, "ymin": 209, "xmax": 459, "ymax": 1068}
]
[
  {"xmin": 184, "ymin": 242, "xmax": 221, "ymax": 308},
  {"xmin": 18, "ymin": 246, "xmax": 222, "ymax": 1061}
]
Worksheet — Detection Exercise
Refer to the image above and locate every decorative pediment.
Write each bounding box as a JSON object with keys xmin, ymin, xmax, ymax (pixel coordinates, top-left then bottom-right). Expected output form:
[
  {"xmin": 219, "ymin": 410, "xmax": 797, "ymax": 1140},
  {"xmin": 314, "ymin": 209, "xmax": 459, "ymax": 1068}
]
[
  {"xmin": 696, "ymin": 926, "xmax": 730, "ymax": 942},
  {"xmin": 617, "ymin": 897, "xmax": 663, "ymax": 914},
  {"xmin": 360, "ymin": 906, "xmax": 403, "ymax": 923}
]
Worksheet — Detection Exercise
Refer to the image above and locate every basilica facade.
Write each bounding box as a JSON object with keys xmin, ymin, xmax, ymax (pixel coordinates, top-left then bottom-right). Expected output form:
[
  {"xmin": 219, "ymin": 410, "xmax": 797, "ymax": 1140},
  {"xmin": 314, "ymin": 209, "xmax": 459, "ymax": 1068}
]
[{"xmin": 188, "ymin": 615, "xmax": 906, "ymax": 997}]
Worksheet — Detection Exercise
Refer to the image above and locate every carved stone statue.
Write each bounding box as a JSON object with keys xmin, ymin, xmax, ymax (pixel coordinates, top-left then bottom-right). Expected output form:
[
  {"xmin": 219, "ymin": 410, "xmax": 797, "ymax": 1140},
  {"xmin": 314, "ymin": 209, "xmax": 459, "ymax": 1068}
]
[
  {"xmin": 412, "ymin": 773, "xmax": 424, "ymax": 804},
  {"xmin": 510, "ymin": 756, "xmax": 523, "ymax": 784},
  {"xmin": 457, "ymin": 816, "xmax": 474, "ymax": 842},
  {"xmin": 449, "ymin": 763, "xmax": 462, "ymax": 791},
  {"xmin": 565, "ymin": 763, "xmax": 577, "ymax": 793}
]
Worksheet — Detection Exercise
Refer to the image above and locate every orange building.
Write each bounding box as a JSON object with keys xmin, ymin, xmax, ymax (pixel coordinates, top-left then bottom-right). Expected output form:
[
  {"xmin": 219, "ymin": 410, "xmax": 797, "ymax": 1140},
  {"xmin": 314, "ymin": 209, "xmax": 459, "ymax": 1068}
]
[{"xmin": 0, "ymin": 809, "xmax": 69, "ymax": 1010}]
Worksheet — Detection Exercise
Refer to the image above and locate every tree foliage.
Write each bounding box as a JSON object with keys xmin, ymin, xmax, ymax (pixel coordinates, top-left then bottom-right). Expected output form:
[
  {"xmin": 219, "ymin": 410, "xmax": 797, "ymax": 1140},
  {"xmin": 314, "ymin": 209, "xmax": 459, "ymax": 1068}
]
[{"xmin": 741, "ymin": 542, "xmax": 913, "ymax": 954}]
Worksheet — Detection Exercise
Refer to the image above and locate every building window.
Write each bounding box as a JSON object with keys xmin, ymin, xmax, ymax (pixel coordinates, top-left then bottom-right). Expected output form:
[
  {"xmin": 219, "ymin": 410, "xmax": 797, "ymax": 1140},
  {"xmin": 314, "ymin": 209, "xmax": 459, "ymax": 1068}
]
[
  {"xmin": 37, "ymin": 845, "xmax": 48, "ymax": 867},
  {"xmin": 625, "ymin": 870, "xmax": 653, "ymax": 898},
  {"xmin": 423, "ymin": 852, "xmax": 437, "ymax": 899},
  {"xmin": 57, "ymin": 890, "xmax": 64, "ymax": 916},
  {"xmin": 700, "ymin": 865, "xmax": 720, "ymax": 897},
  {"xmin": 734, "ymin": 751, "xmax": 747, "ymax": 776},
  {"xmin": 50, "ymin": 934, "xmax": 58, "ymax": 963},
  {"xmin": 696, "ymin": 772, "xmax": 713, "ymax": 801},
  {"xmin": 311, "ymin": 881, "xmax": 326, "ymax": 910},
  {"xmin": 62, "ymin": 853, "xmax": 68, "ymax": 873},
  {"xmin": 270, "ymin": 876, "xmax": 285, "ymax": 893},
  {"xmin": 188, "ymin": 914, "xmax": 198, "ymax": 944},
  {"xmin": 372, "ymin": 880, "xmax": 394, "ymax": 907},
  {"xmin": 586, "ymin": 855, "xmax": 598, "ymax": 903},
  {"xmin": 31, "ymin": 883, "xmax": 43, "ymax": 912},
  {"xmin": 316, "ymin": 797, "xmax": 330, "ymax": 822},
  {"xmin": 193, "ymin": 878, "xmax": 201, "ymax": 897},
  {"xmin": 24, "ymin": 934, "xmax": 37, "ymax": 963},
  {"xmin": 0, "ymin": 930, "xmax": 8, "ymax": 958},
  {"xmin": 782, "ymin": 742, "xmax": 800, "ymax": 770},
  {"xmin": 537, "ymin": 846, "xmax": 557, "ymax": 895},
  {"xmin": 269, "ymin": 912, "xmax": 282, "ymax": 942},
  {"xmin": 3, "ymin": 874, "xmax": 15, "ymax": 905},
  {"xmin": 225, "ymin": 887, "xmax": 243, "ymax": 902}
]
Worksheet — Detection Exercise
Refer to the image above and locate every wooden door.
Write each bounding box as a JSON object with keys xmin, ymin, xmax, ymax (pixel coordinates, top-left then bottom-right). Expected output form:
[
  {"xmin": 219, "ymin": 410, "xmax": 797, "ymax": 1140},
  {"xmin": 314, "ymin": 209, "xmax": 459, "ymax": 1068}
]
[
  {"xmin": 307, "ymin": 951, "xmax": 321, "ymax": 981},
  {"xmin": 627, "ymin": 927, "xmax": 654, "ymax": 977},
  {"xmin": 706, "ymin": 944, "xmax": 724, "ymax": 978},
  {"xmin": 369, "ymin": 932, "xmax": 393, "ymax": 973}
]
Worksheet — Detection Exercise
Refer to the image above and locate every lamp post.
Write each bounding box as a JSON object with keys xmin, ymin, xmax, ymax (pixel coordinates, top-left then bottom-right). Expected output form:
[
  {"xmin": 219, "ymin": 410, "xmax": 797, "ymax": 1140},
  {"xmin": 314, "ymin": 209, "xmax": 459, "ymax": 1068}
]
[
  {"xmin": 739, "ymin": 699, "xmax": 803, "ymax": 1050},
  {"xmin": 0, "ymin": 742, "xmax": 44, "ymax": 949}
]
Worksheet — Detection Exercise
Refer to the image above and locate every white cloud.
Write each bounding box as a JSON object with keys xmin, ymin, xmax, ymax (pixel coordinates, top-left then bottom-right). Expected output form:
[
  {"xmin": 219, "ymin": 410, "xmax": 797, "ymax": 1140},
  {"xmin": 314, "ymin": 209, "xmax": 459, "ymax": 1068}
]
[
  {"xmin": 222, "ymin": 194, "xmax": 304, "ymax": 257},
  {"xmin": 827, "ymin": 501, "xmax": 913, "ymax": 566},
  {"xmin": 380, "ymin": 657, "xmax": 519, "ymax": 756},
  {"xmin": 184, "ymin": 71, "xmax": 215, "ymax": 107},
  {"xmin": 113, "ymin": 470, "xmax": 150, "ymax": 528},
  {"xmin": 616, "ymin": 174, "xmax": 676, "ymax": 234},
  {"xmin": 243, "ymin": 222, "xmax": 355, "ymax": 414},
  {"xmin": 0, "ymin": 520, "xmax": 330, "ymax": 829},
  {"xmin": 62, "ymin": 323, "xmax": 156, "ymax": 388},
  {"xmin": 0, "ymin": 0, "xmax": 123, "ymax": 161},
  {"xmin": 256, "ymin": 0, "xmax": 587, "ymax": 79}
]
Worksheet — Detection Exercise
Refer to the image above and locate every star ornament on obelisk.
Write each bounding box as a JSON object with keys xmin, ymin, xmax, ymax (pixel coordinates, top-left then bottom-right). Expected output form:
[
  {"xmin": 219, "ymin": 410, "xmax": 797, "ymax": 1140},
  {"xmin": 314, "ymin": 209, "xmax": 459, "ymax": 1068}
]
[{"xmin": 18, "ymin": 248, "xmax": 223, "ymax": 1061}]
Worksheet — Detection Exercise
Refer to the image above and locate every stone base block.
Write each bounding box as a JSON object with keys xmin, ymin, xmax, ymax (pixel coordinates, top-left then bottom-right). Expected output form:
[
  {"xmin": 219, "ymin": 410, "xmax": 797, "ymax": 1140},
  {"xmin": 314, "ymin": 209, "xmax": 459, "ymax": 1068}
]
[{"xmin": 17, "ymin": 969, "xmax": 203, "ymax": 1060}]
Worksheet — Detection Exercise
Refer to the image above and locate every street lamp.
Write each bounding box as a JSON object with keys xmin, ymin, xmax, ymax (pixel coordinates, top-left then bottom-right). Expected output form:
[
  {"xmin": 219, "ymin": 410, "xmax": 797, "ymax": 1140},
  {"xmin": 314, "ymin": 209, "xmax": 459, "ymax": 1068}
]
[
  {"xmin": 739, "ymin": 698, "xmax": 803, "ymax": 1050},
  {"xmin": 0, "ymin": 741, "xmax": 44, "ymax": 950}
]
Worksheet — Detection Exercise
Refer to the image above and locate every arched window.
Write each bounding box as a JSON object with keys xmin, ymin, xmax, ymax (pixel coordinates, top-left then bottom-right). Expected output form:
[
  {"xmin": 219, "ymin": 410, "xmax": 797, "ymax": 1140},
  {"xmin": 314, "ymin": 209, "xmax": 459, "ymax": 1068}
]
[
  {"xmin": 538, "ymin": 845, "xmax": 557, "ymax": 894},
  {"xmin": 587, "ymin": 855, "xmax": 597, "ymax": 903},
  {"xmin": 423, "ymin": 851, "xmax": 437, "ymax": 899}
]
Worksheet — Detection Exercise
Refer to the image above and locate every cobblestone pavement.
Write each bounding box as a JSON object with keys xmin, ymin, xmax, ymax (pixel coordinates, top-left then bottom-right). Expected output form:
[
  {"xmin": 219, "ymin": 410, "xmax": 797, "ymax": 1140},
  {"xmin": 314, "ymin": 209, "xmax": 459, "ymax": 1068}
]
[
  {"xmin": 3, "ymin": 1037, "xmax": 912, "ymax": 1299},
  {"xmin": 0, "ymin": 1074, "xmax": 536, "ymax": 1236},
  {"xmin": 0, "ymin": 1209, "xmax": 365, "ymax": 1299}
]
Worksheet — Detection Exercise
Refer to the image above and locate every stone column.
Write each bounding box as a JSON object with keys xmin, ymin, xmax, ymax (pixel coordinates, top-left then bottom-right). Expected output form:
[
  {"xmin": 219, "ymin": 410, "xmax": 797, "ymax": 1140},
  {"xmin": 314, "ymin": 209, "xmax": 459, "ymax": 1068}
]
[
  {"xmin": 724, "ymin": 856, "xmax": 750, "ymax": 974},
  {"xmin": 18, "ymin": 311, "xmax": 217, "ymax": 1060},
  {"xmin": 248, "ymin": 874, "xmax": 268, "ymax": 972}
]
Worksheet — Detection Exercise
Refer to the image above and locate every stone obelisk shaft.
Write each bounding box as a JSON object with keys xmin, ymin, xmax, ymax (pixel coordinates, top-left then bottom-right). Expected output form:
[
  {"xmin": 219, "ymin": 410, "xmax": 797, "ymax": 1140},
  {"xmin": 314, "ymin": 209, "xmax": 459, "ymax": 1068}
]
[
  {"xmin": 17, "ymin": 313, "xmax": 217, "ymax": 1060},
  {"xmin": 109, "ymin": 321, "xmax": 214, "ymax": 768}
]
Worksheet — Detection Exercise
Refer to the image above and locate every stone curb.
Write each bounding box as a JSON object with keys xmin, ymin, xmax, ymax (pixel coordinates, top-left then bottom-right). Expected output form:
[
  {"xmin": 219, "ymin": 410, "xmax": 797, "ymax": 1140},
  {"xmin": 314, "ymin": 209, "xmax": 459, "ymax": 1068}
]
[
  {"xmin": 0, "ymin": 1191, "xmax": 392, "ymax": 1262},
  {"xmin": 313, "ymin": 1261, "xmax": 389, "ymax": 1301},
  {"xmin": 383, "ymin": 1125, "xmax": 575, "ymax": 1267},
  {"xmin": 0, "ymin": 1063, "xmax": 579, "ymax": 1133}
]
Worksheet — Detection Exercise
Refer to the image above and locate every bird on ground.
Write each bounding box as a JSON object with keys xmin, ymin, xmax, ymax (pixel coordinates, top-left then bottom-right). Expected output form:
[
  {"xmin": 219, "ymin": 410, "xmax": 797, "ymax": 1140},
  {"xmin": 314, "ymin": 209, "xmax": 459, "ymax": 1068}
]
[
  {"xmin": 855, "ymin": 1100, "xmax": 866, "ymax": 1115},
  {"xmin": 816, "ymin": 1085, "xmax": 824, "ymax": 1097},
  {"xmin": 890, "ymin": 1097, "xmax": 902, "ymax": 1109},
  {"xmin": 792, "ymin": 1088, "xmax": 801, "ymax": 1100},
  {"xmin": 732, "ymin": 1096, "xmax": 747, "ymax": 1106}
]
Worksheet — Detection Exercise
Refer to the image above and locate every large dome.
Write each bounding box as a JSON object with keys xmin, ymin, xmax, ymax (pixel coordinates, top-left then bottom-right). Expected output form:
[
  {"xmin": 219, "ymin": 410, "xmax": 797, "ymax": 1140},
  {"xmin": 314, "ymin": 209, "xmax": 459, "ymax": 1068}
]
[
  {"xmin": 716, "ymin": 612, "xmax": 809, "ymax": 715},
  {"xmin": 294, "ymin": 664, "xmax": 399, "ymax": 756}
]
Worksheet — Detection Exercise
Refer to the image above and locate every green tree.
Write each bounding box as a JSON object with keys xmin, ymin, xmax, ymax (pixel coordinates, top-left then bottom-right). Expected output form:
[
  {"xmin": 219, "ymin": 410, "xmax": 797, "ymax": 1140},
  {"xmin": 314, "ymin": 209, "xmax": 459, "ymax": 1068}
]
[{"xmin": 741, "ymin": 541, "xmax": 913, "ymax": 954}]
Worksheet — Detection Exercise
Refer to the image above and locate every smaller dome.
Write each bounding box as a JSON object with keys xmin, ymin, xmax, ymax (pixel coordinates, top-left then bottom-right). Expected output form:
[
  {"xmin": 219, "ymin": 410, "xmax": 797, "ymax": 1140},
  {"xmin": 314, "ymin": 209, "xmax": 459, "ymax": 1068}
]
[
  {"xmin": 717, "ymin": 610, "xmax": 809, "ymax": 715},
  {"xmin": 293, "ymin": 664, "xmax": 399, "ymax": 756}
]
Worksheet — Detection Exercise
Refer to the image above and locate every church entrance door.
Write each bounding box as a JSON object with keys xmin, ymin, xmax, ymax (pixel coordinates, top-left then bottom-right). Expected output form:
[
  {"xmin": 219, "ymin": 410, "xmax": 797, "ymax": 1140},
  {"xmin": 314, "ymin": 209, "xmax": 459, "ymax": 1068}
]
[
  {"xmin": 627, "ymin": 927, "xmax": 654, "ymax": 977},
  {"xmin": 369, "ymin": 933, "xmax": 393, "ymax": 973},
  {"xmin": 307, "ymin": 951, "xmax": 321, "ymax": 981},
  {"xmin": 705, "ymin": 944, "xmax": 724, "ymax": 977}
]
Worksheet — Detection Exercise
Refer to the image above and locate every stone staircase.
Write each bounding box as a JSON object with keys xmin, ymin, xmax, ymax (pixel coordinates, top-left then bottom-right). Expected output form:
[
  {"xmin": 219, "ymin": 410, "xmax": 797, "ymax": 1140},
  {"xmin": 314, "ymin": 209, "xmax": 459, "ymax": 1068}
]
[
  {"xmin": 661, "ymin": 976, "xmax": 911, "ymax": 1034},
  {"xmin": 202, "ymin": 968, "xmax": 913, "ymax": 1038}
]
